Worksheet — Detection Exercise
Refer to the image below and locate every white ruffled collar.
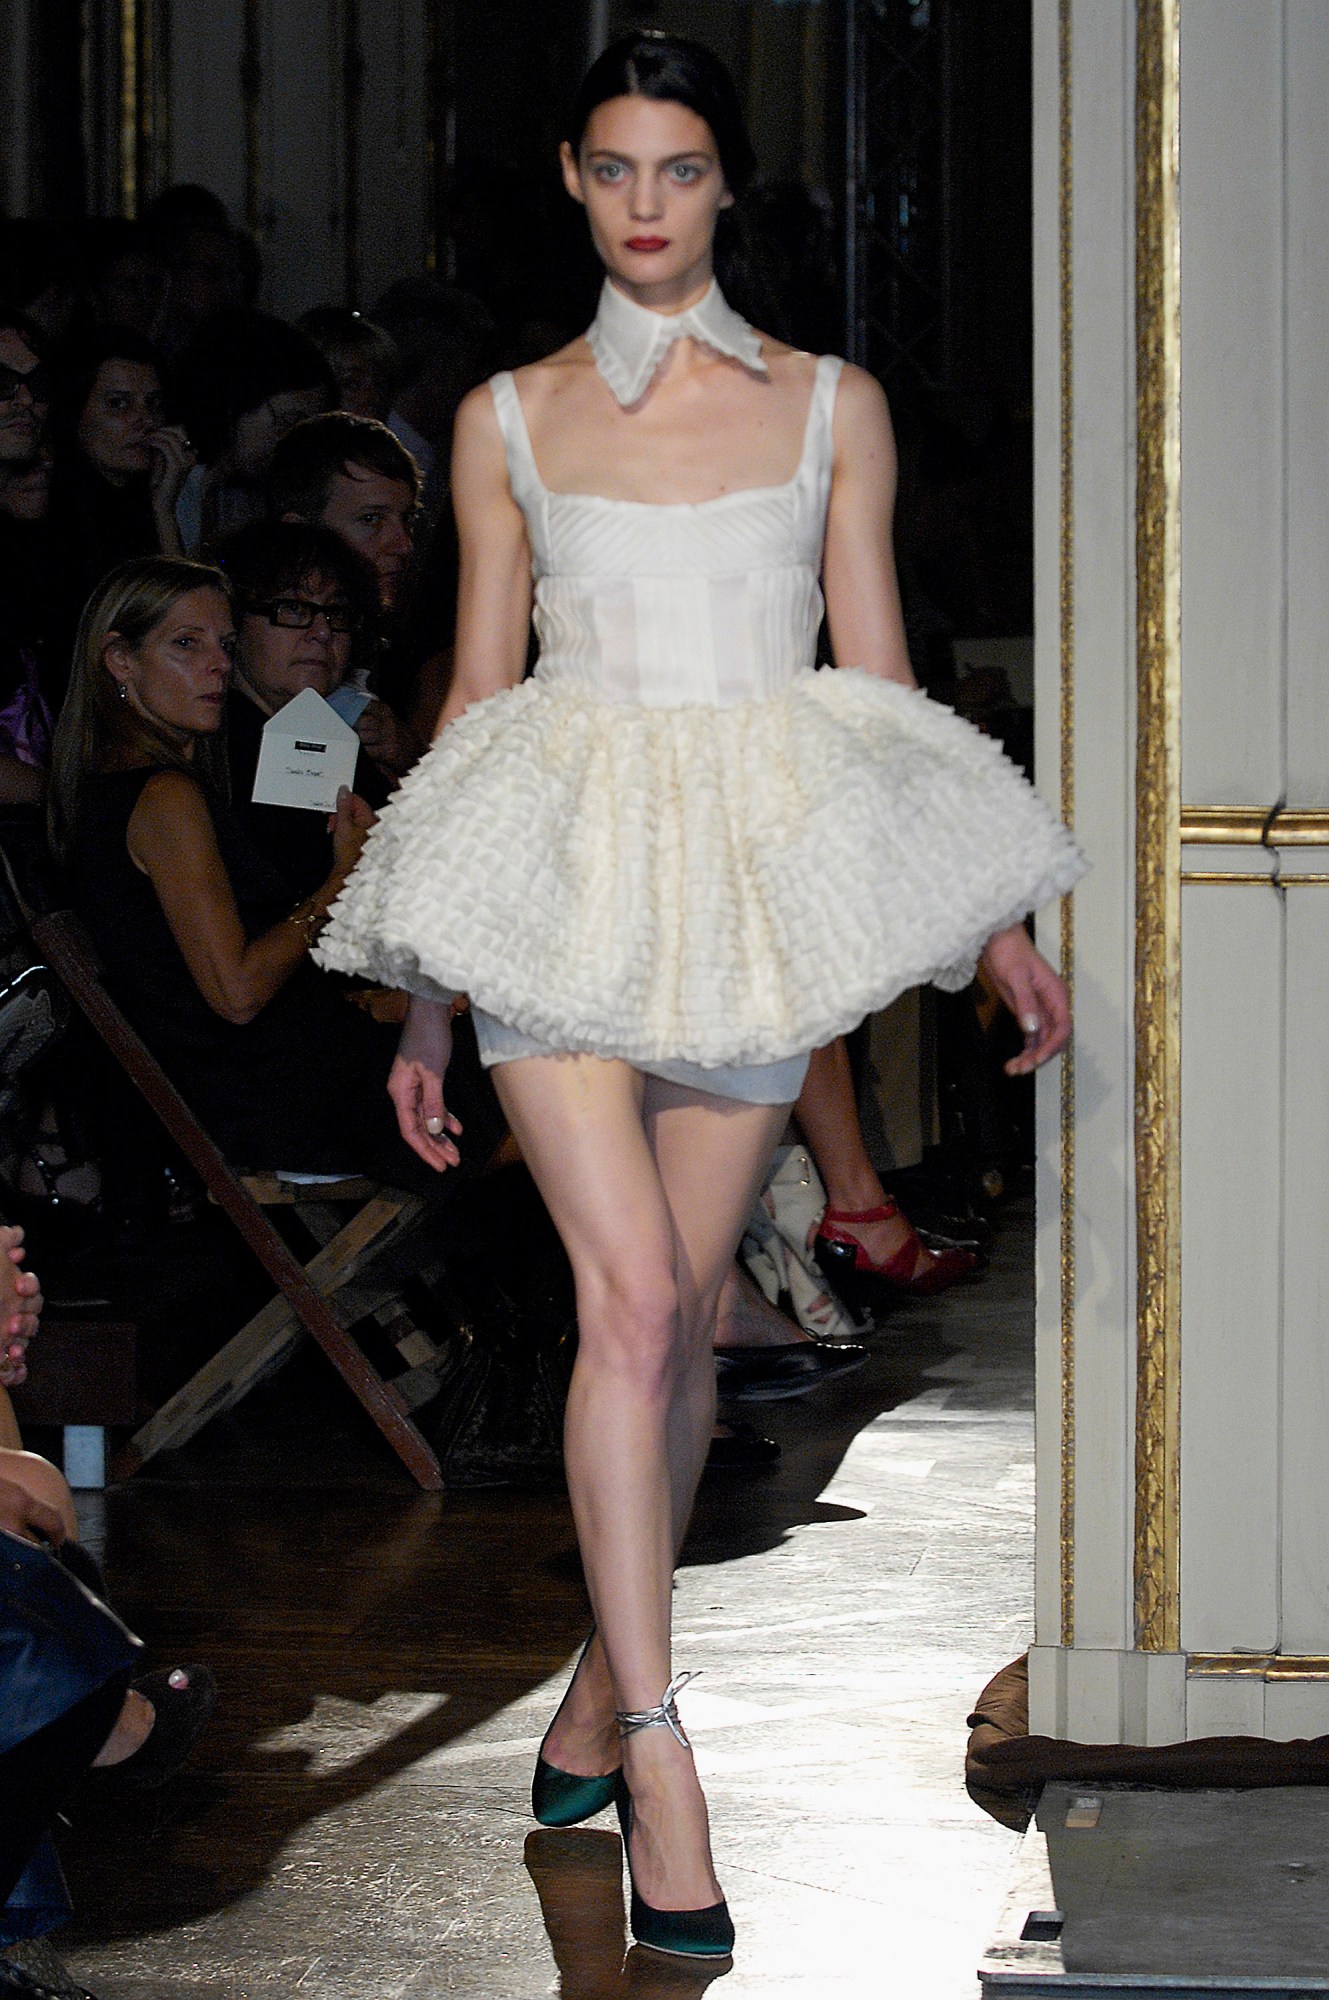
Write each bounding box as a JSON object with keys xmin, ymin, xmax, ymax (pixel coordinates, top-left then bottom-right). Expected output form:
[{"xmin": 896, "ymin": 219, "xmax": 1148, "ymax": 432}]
[{"xmin": 586, "ymin": 277, "xmax": 768, "ymax": 407}]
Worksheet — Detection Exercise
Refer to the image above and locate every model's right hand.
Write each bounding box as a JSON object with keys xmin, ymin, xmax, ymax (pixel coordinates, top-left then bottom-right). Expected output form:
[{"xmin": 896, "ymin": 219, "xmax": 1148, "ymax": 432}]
[{"xmin": 389, "ymin": 998, "xmax": 463, "ymax": 1169}]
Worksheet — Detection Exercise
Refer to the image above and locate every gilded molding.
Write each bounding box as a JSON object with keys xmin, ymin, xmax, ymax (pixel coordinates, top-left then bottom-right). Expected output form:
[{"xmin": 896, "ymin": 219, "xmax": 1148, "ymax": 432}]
[
  {"xmin": 119, "ymin": 0, "xmax": 138, "ymax": 216},
  {"xmin": 1182, "ymin": 871, "xmax": 1329, "ymax": 888},
  {"xmin": 1057, "ymin": 0, "xmax": 1076, "ymax": 1651},
  {"xmin": 1189, "ymin": 1655, "xmax": 1329, "ymax": 1683},
  {"xmin": 1181, "ymin": 806, "xmax": 1329, "ymax": 847},
  {"xmin": 1132, "ymin": 0, "xmax": 1182, "ymax": 1656},
  {"xmin": 119, "ymin": 0, "xmax": 169, "ymax": 216}
]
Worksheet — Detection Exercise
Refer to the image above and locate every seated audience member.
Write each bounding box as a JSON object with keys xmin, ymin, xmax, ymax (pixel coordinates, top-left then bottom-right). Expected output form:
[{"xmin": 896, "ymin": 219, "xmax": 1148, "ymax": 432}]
[
  {"xmin": 267, "ymin": 414, "xmax": 430, "ymax": 749},
  {"xmin": 297, "ymin": 307, "xmax": 401, "ymax": 426},
  {"xmin": 0, "ymin": 322, "xmax": 78, "ymax": 781},
  {"xmin": 173, "ymin": 311, "xmax": 335, "ymax": 554},
  {"xmin": 76, "ymin": 219, "xmax": 171, "ymax": 345},
  {"xmin": 142, "ymin": 185, "xmax": 259, "ymax": 359},
  {"xmin": 49, "ymin": 557, "xmax": 497, "ymax": 1189},
  {"xmin": 216, "ymin": 520, "xmax": 396, "ymax": 897},
  {"xmin": 0, "ymin": 1229, "xmax": 214, "ymax": 2000},
  {"xmin": 51, "ymin": 328, "xmax": 195, "ymax": 596},
  {"xmin": 0, "ymin": 221, "xmax": 82, "ymax": 350},
  {"xmin": 372, "ymin": 278, "xmax": 496, "ymax": 522}
]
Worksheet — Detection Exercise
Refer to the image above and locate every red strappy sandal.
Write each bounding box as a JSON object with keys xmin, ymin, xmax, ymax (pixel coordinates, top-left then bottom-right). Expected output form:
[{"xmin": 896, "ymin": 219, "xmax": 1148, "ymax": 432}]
[{"xmin": 813, "ymin": 1200, "xmax": 979, "ymax": 1322}]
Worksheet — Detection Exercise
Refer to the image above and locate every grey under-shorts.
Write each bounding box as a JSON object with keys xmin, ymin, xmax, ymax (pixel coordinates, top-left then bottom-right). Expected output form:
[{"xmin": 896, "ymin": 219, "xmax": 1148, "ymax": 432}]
[{"xmin": 471, "ymin": 1008, "xmax": 809, "ymax": 1106}]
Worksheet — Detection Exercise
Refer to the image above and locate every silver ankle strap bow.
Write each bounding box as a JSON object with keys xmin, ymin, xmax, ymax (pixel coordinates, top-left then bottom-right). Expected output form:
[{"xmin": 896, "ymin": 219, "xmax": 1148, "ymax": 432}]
[{"xmin": 615, "ymin": 1670, "xmax": 699, "ymax": 1750}]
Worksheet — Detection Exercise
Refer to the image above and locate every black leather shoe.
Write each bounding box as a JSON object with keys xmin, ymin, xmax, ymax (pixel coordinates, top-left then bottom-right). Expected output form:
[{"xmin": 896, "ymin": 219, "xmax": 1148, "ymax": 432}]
[
  {"xmin": 705, "ymin": 1419, "xmax": 780, "ymax": 1473},
  {"xmin": 713, "ymin": 1338, "xmax": 868, "ymax": 1402}
]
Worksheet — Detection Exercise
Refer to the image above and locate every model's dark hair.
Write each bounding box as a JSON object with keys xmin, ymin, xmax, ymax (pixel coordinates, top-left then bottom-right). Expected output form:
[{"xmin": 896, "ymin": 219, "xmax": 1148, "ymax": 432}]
[
  {"xmin": 567, "ymin": 33, "xmax": 782, "ymax": 331},
  {"xmin": 568, "ymin": 31, "xmax": 757, "ymax": 196},
  {"xmin": 268, "ymin": 411, "xmax": 420, "ymax": 521}
]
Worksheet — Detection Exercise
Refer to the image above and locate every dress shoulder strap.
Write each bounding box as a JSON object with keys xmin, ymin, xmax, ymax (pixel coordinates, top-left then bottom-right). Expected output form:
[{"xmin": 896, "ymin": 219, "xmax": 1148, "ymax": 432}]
[
  {"xmin": 802, "ymin": 354, "xmax": 845, "ymax": 478},
  {"xmin": 487, "ymin": 371, "xmax": 545, "ymax": 517}
]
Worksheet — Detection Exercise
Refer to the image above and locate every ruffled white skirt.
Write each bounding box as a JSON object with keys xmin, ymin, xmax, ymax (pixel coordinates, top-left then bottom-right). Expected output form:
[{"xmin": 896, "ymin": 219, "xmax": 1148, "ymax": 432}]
[{"xmin": 315, "ymin": 665, "xmax": 1086, "ymax": 1072}]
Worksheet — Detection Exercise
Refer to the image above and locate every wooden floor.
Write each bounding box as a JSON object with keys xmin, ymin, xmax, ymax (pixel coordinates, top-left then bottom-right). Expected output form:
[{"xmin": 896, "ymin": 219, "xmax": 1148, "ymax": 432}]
[{"xmin": 52, "ymin": 1199, "xmax": 1038, "ymax": 2000}]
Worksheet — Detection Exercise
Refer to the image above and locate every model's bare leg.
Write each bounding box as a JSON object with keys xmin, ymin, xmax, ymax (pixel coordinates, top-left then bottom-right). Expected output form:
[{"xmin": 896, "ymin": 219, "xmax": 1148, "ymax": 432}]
[
  {"xmin": 493, "ymin": 1055, "xmax": 788, "ymax": 1910},
  {"xmin": 795, "ymin": 1036, "xmax": 933, "ymax": 1276}
]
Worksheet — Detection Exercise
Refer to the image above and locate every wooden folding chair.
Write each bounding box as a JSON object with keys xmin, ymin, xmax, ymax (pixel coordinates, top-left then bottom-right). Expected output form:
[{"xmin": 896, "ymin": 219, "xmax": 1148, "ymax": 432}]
[{"xmin": 31, "ymin": 907, "xmax": 447, "ymax": 1489}]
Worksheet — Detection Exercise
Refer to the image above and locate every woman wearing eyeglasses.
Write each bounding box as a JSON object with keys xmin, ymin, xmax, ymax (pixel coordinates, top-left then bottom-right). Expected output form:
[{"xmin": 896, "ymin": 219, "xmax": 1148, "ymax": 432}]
[
  {"xmin": 217, "ymin": 520, "xmax": 391, "ymax": 901},
  {"xmin": 48, "ymin": 554, "xmax": 500, "ymax": 1189}
]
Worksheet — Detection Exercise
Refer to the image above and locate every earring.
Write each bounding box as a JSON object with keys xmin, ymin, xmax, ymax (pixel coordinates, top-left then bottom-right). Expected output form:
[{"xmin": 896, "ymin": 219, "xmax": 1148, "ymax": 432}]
[{"xmin": 115, "ymin": 682, "xmax": 128, "ymax": 703}]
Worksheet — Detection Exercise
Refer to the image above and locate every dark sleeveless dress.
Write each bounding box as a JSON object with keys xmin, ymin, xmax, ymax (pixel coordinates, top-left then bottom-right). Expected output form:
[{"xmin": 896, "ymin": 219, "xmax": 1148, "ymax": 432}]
[{"xmin": 70, "ymin": 767, "xmax": 495, "ymax": 1190}]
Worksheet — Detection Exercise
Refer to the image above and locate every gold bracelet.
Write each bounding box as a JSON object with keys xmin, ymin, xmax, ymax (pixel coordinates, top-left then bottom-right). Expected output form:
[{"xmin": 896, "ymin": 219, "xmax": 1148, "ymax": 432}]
[{"xmin": 286, "ymin": 901, "xmax": 328, "ymax": 949}]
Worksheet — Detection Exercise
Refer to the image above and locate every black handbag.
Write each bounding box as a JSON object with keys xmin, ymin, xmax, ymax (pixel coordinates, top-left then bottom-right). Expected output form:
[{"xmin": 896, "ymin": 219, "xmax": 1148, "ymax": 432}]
[{"xmin": 0, "ymin": 1531, "xmax": 141, "ymax": 1759}]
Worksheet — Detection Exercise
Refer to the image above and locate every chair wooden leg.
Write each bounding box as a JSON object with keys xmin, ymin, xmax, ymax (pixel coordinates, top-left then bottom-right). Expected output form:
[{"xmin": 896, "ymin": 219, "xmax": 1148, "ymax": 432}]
[{"xmin": 114, "ymin": 1198, "xmax": 444, "ymax": 1486}]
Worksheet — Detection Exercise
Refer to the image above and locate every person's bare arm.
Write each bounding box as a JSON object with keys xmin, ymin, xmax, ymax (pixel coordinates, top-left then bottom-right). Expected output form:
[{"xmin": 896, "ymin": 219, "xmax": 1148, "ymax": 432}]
[
  {"xmin": 127, "ymin": 773, "xmax": 370, "ymax": 1024},
  {"xmin": 432, "ymin": 382, "xmax": 534, "ymax": 733},
  {"xmin": 821, "ymin": 365, "xmax": 915, "ymax": 688}
]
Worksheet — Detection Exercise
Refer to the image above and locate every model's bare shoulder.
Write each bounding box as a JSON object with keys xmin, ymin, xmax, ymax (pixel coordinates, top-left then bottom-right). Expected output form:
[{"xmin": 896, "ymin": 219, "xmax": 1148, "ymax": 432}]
[
  {"xmin": 510, "ymin": 338, "xmax": 595, "ymax": 419},
  {"xmin": 834, "ymin": 362, "xmax": 891, "ymax": 421}
]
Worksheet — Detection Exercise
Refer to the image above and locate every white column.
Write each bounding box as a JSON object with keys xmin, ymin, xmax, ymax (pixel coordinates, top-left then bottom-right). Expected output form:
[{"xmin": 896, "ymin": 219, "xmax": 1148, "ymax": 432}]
[{"xmin": 1032, "ymin": 0, "xmax": 1329, "ymax": 1744}]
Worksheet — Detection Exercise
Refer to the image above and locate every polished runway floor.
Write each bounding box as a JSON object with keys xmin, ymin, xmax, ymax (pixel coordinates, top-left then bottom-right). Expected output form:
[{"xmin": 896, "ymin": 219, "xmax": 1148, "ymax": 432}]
[{"xmin": 57, "ymin": 1200, "xmax": 1037, "ymax": 1999}]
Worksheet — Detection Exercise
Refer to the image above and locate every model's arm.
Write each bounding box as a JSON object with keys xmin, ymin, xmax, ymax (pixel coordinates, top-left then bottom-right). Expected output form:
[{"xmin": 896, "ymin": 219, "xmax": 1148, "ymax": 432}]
[
  {"xmin": 821, "ymin": 364, "xmax": 916, "ymax": 688},
  {"xmin": 823, "ymin": 364, "xmax": 1070, "ymax": 1072},
  {"xmin": 432, "ymin": 383, "xmax": 534, "ymax": 733},
  {"xmin": 127, "ymin": 772, "xmax": 369, "ymax": 1025}
]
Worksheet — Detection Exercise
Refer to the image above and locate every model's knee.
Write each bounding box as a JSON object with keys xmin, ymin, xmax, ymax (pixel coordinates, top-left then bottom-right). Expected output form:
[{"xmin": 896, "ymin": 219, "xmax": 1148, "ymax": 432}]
[{"xmin": 580, "ymin": 1266, "xmax": 682, "ymax": 1392}]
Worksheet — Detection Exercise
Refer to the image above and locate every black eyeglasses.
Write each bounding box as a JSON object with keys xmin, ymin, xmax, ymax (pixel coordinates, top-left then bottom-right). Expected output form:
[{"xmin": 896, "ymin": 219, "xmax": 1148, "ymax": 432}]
[
  {"xmin": 0, "ymin": 363, "xmax": 50, "ymax": 407},
  {"xmin": 249, "ymin": 597, "xmax": 360, "ymax": 634}
]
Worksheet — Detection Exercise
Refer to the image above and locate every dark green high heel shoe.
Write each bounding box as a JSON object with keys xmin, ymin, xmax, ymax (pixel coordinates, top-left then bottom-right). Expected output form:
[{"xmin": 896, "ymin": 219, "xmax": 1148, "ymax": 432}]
[
  {"xmin": 531, "ymin": 1632, "xmax": 620, "ymax": 1827},
  {"xmin": 614, "ymin": 1675, "xmax": 735, "ymax": 1960}
]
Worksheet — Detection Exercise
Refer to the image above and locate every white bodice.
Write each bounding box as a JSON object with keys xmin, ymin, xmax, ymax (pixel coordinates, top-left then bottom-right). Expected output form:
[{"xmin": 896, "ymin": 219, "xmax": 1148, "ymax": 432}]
[{"xmin": 488, "ymin": 354, "xmax": 843, "ymax": 710}]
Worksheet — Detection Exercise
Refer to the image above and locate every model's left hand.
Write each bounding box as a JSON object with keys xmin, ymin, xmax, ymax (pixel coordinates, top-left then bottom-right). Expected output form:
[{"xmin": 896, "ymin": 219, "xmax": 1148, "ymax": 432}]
[
  {"xmin": 355, "ymin": 699, "xmax": 421, "ymax": 781},
  {"xmin": 980, "ymin": 924, "xmax": 1071, "ymax": 1075}
]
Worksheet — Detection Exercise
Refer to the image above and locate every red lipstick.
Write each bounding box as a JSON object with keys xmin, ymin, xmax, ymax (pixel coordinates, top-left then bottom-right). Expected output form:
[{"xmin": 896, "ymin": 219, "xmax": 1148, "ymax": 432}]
[{"xmin": 625, "ymin": 236, "xmax": 669, "ymax": 252}]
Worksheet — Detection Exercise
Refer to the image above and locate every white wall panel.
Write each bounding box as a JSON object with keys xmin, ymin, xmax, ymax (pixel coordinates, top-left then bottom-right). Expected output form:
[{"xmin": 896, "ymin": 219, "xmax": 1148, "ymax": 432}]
[
  {"xmin": 1061, "ymin": 0, "xmax": 1137, "ymax": 1656},
  {"xmin": 355, "ymin": 0, "xmax": 432, "ymax": 307},
  {"xmin": 1284, "ymin": 3, "xmax": 1329, "ymax": 804},
  {"xmin": 167, "ymin": 4, "xmax": 247, "ymax": 219},
  {"xmin": 1179, "ymin": 885, "xmax": 1283, "ymax": 1652},
  {"xmin": 1179, "ymin": 1, "xmax": 1285, "ymax": 806},
  {"xmin": 1278, "ymin": 895, "xmax": 1329, "ymax": 1652},
  {"xmin": 261, "ymin": 0, "xmax": 346, "ymax": 317}
]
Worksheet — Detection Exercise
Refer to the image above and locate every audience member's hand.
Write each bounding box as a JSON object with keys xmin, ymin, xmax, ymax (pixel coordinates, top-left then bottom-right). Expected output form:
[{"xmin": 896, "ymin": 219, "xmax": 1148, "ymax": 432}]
[
  {"xmin": 328, "ymin": 787, "xmax": 375, "ymax": 881},
  {"xmin": 355, "ymin": 698, "xmax": 421, "ymax": 780},
  {"xmin": 0, "ymin": 1224, "xmax": 41, "ymax": 1388},
  {"xmin": 389, "ymin": 998, "xmax": 462, "ymax": 1170},
  {"xmin": 0, "ymin": 1475, "xmax": 65, "ymax": 1547},
  {"xmin": 979, "ymin": 924, "xmax": 1071, "ymax": 1074},
  {"xmin": 147, "ymin": 425, "xmax": 198, "ymax": 514}
]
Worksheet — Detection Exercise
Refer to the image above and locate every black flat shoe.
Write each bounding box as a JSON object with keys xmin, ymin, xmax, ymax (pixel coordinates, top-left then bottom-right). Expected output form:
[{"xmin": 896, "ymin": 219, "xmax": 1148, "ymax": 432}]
[
  {"xmin": 105, "ymin": 1664, "xmax": 216, "ymax": 1788},
  {"xmin": 713, "ymin": 1338, "xmax": 868, "ymax": 1402},
  {"xmin": 704, "ymin": 1420, "xmax": 779, "ymax": 1474}
]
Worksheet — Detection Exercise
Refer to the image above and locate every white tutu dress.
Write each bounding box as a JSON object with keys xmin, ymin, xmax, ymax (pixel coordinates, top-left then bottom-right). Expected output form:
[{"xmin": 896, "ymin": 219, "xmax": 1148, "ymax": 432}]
[{"xmin": 316, "ymin": 290, "xmax": 1085, "ymax": 1104}]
